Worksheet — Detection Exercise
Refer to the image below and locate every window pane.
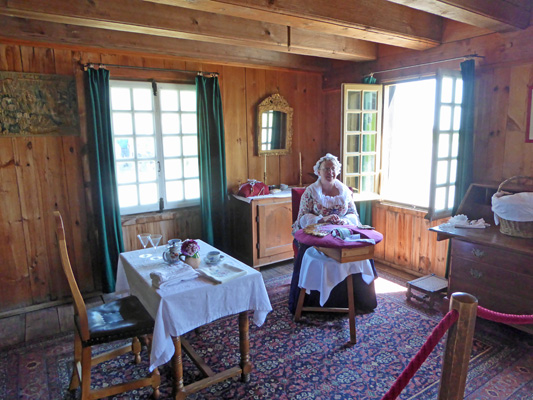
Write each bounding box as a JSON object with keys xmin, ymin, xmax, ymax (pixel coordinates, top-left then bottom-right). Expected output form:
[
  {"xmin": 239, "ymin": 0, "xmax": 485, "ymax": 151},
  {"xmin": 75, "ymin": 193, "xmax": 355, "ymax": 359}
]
[
  {"xmin": 161, "ymin": 89, "xmax": 179, "ymax": 111},
  {"xmin": 139, "ymin": 182, "xmax": 158, "ymax": 205},
  {"xmin": 448, "ymin": 185, "xmax": 455, "ymax": 209},
  {"xmin": 138, "ymin": 160, "xmax": 156, "ymax": 182},
  {"xmin": 133, "ymin": 88, "xmax": 152, "ymax": 111},
  {"xmin": 453, "ymin": 106, "xmax": 461, "ymax": 131},
  {"xmin": 166, "ymin": 180, "xmax": 183, "ymax": 201},
  {"xmin": 184, "ymin": 179, "xmax": 200, "ymax": 200},
  {"xmin": 115, "ymin": 138, "xmax": 134, "ymax": 160},
  {"xmin": 451, "ymin": 133, "xmax": 459, "ymax": 157},
  {"xmin": 347, "ymin": 91, "xmax": 361, "ymax": 110},
  {"xmin": 134, "ymin": 113, "xmax": 154, "ymax": 135},
  {"xmin": 165, "ymin": 159, "xmax": 182, "ymax": 180},
  {"xmin": 163, "ymin": 136, "xmax": 182, "ymax": 157},
  {"xmin": 362, "ymin": 113, "xmax": 377, "ymax": 132},
  {"xmin": 436, "ymin": 160, "xmax": 448, "ymax": 184},
  {"xmin": 363, "ymin": 91, "xmax": 377, "ymax": 110},
  {"xmin": 362, "ymin": 134, "xmax": 375, "ymax": 152},
  {"xmin": 113, "ymin": 113, "xmax": 133, "ymax": 135},
  {"xmin": 346, "ymin": 176, "xmax": 359, "ymax": 191},
  {"xmin": 347, "ymin": 113, "xmax": 360, "ymax": 131},
  {"xmin": 455, "ymin": 79, "xmax": 463, "ymax": 104},
  {"xmin": 184, "ymin": 158, "xmax": 199, "ymax": 178},
  {"xmin": 438, "ymin": 134, "xmax": 450, "ymax": 158},
  {"xmin": 181, "ymin": 114, "xmax": 197, "ymax": 134},
  {"xmin": 441, "ymin": 77, "xmax": 453, "ymax": 103},
  {"xmin": 346, "ymin": 156, "xmax": 359, "ymax": 174},
  {"xmin": 435, "ymin": 187, "xmax": 447, "ymax": 211},
  {"xmin": 118, "ymin": 185, "xmax": 138, "ymax": 207},
  {"xmin": 182, "ymin": 136, "xmax": 198, "ymax": 156},
  {"xmin": 136, "ymin": 137, "xmax": 155, "ymax": 159},
  {"xmin": 116, "ymin": 161, "xmax": 136, "ymax": 184},
  {"xmin": 180, "ymin": 91, "xmax": 196, "ymax": 112},
  {"xmin": 361, "ymin": 175, "xmax": 374, "ymax": 193},
  {"xmin": 111, "ymin": 88, "xmax": 131, "ymax": 110},
  {"xmin": 162, "ymin": 113, "xmax": 180, "ymax": 134},
  {"xmin": 450, "ymin": 159, "xmax": 457, "ymax": 184},
  {"xmin": 346, "ymin": 134, "xmax": 360, "ymax": 153},
  {"xmin": 362, "ymin": 155, "xmax": 375, "ymax": 173},
  {"xmin": 439, "ymin": 106, "xmax": 452, "ymax": 130}
]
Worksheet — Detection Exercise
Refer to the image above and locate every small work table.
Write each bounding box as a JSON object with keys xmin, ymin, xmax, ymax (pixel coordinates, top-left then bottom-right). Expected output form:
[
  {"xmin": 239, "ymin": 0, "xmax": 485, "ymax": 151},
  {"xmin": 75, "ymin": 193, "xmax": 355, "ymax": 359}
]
[{"xmin": 116, "ymin": 240, "xmax": 273, "ymax": 399}]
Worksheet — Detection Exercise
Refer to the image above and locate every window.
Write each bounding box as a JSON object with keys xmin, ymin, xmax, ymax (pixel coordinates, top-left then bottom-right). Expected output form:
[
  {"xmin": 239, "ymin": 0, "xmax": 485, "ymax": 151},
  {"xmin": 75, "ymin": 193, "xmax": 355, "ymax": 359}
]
[
  {"xmin": 341, "ymin": 84, "xmax": 382, "ymax": 200},
  {"xmin": 342, "ymin": 71, "xmax": 463, "ymax": 219},
  {"xmin": 110, "ymin": 81, "xmax": 199, "ymax": 215}
]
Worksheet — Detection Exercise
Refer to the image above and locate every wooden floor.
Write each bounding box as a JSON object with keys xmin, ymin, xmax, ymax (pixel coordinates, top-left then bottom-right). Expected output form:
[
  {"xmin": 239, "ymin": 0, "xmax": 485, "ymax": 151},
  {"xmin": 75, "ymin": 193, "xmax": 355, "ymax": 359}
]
[{"xmin": 0, "ymin": 259, "xmax": 412, "ymax": 351}]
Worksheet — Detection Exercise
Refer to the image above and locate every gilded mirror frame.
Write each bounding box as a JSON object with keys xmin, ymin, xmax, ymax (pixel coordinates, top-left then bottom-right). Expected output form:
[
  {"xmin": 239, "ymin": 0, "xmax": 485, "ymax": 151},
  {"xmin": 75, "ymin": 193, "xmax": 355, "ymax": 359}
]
[{"xmin": 257, "ymin": 93, "xmax": 293, "ymax": 156}]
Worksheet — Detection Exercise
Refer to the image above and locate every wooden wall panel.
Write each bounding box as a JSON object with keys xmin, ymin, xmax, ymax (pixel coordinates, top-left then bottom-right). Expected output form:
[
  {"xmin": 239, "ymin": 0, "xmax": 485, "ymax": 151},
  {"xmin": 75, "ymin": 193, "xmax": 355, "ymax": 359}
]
[
  {"xmin": 373, "ymin": 203, "xmax": 449, "ymax": 277},
  {"xmin": 0, "ymin": 41, "xmax": 325, "ymax": 312}
]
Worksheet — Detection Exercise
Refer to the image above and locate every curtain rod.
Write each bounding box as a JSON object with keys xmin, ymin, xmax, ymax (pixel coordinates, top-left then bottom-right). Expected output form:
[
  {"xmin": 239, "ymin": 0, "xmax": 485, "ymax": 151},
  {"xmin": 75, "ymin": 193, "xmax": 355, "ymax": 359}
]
[
  {"xmin": 364, "ymin": 54, "xmax": 484, "ymax": 77},
  {"xmin": 81, "ymin": 62, "xmax": 218, "ymax": 77}
]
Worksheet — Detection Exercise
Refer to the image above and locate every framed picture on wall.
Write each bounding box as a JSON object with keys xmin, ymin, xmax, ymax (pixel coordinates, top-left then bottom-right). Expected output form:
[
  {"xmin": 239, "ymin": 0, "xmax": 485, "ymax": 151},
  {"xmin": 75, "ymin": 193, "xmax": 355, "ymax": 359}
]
[{"xmin": 527, "ymin": 85, "xmax": 533, "ymax": 143}]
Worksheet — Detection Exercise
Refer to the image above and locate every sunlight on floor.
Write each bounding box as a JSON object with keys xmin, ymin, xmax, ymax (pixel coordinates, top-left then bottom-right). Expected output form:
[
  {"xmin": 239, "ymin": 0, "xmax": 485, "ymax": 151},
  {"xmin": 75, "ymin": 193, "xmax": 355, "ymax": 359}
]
[{"xmin": 374, "ymin": 277, "xmax": 408, "ymax": 294}]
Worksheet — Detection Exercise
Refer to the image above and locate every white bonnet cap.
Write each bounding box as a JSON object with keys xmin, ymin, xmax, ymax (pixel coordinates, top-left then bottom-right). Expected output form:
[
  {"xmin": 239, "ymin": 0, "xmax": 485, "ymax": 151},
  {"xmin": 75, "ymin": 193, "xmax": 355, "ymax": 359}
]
[{"xmin": 313, "ymin": 153, "xmax": 342, "ymax": 176}]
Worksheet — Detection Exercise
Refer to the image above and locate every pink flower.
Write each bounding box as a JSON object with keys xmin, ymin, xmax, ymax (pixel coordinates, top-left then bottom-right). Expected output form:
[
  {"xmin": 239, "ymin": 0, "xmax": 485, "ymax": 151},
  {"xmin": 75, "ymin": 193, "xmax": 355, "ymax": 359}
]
[{"xmin": 181, "ymin": 239, "xmax": 200, "ymax": 257}]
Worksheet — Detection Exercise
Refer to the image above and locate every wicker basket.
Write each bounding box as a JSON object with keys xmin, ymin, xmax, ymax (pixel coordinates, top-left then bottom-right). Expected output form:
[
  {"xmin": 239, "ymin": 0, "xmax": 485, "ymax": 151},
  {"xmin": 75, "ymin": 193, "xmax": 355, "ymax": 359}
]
[{"xmin": 495, "ymin": 176, "xmax": 533, "ymax": 238}]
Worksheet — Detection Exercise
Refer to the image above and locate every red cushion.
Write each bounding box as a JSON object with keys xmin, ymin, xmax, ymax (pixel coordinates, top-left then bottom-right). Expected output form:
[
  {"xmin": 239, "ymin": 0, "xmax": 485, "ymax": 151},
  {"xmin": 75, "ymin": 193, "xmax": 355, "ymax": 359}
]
[
  {"xmin": 294, "ymin": 224, "xmax": 383, "ymax": 249},
  {"xmin": 291, "ymin": 188, "xmax": 306, "ymax": 223}
]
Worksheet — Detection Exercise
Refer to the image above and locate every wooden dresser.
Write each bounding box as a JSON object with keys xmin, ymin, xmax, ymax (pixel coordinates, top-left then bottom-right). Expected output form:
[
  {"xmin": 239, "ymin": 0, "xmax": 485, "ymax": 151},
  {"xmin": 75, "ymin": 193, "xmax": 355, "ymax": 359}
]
[
  {"xmin": 228, "ymin": 194, "xmax": 294, "ymax": 268},
  {"xmin": 430, "ymin": 183, "xmax": 533, "ymax": 334}
]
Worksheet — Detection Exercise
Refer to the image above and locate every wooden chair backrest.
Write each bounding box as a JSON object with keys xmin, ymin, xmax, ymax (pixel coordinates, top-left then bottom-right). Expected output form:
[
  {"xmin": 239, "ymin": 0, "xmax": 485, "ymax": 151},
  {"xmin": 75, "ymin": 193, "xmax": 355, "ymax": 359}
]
[
  {"xmin": 53, "ymin": 211, "xmax": 90, "ymax": 341},
  {"xmin": 291, "ymin": 187, "xmax": 305, "ymax": 223}
]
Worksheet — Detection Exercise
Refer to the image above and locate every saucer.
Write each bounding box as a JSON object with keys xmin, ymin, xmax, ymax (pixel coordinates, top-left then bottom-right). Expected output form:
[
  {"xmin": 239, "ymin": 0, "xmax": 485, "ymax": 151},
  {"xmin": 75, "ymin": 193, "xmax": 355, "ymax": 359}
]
[{"xmin": 205, "ymin": 255, "xmax": 224, "ymax": 265}]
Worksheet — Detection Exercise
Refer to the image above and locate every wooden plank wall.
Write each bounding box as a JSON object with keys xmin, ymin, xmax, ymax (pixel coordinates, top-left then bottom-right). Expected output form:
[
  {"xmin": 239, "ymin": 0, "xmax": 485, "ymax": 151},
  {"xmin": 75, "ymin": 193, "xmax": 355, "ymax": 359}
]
[{"xmin": 0, "ymin": 42, "xmax": 325, "ymax": 312}]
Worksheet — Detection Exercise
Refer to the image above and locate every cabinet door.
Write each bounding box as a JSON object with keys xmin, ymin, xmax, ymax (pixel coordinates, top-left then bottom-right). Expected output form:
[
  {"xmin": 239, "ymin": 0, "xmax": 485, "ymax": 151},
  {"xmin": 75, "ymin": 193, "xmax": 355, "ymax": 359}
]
[{"xmin": 257, "ymin": 201, "xmax": 293, "ymax": 258}]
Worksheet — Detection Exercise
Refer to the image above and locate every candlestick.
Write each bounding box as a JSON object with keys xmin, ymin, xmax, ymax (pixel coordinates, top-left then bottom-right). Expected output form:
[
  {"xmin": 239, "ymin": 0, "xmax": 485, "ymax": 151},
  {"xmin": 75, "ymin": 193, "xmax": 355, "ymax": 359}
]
[
  {"xmin": 299, "ymin": 152, "xmax": 302, "ymax": 187},
  {"xmin": 264, "ymin": 154, "xmax": 267, "ymax": 184}
]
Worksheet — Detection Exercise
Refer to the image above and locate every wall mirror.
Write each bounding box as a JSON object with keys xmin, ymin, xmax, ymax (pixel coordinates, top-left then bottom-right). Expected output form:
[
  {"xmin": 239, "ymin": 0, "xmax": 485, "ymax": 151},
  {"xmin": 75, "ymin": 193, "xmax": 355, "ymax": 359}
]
[{"xmin": 257, "ymin": 93, "xmax": 293, "ymax": 156}]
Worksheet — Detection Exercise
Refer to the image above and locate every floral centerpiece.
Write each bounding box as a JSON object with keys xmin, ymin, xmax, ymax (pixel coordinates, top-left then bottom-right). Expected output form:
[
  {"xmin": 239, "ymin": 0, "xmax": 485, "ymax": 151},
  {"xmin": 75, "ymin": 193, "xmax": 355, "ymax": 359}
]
[{"xmin": 181, "ymin": 239, "xmax": 200, "ymax": 258}]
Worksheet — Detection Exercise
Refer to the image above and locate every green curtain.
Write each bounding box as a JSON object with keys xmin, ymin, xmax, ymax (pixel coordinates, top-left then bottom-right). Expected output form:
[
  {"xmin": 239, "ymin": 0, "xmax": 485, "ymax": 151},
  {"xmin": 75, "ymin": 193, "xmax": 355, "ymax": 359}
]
[
  {"xmin": 453, "ymin": 60, "xmax": 475, "ymax": 213},
  {"xmin": 86, "ymin": 68, "xmax": 124, "ymax": 293},
  {"xmin": 357, "ymin": 202, "xmax": 372, "ymax": 226},
  {"xmin": 196, "ymin": 75, "xmax": 228, "ymax": 250}
]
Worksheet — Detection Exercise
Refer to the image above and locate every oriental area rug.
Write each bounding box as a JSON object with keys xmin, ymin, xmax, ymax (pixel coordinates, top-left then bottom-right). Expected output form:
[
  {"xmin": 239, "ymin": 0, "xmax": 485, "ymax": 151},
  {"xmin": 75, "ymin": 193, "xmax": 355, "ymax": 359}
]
[{"xmin": 1, "ymin": 273, "xmax": 531, "ymax": 400}]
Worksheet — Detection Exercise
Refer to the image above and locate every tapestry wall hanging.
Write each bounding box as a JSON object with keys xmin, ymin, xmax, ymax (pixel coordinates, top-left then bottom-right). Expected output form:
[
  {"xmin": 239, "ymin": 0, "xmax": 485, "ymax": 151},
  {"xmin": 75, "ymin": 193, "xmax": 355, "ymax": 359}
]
[{"xmin": 0, "ymin": 71, "xmax": 80, "ymax": 137}]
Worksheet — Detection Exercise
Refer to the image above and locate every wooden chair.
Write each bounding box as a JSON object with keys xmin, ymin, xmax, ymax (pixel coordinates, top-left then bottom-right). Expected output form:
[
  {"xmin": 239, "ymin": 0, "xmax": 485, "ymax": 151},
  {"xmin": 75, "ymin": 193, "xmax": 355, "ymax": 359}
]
[{"xmin": 53, "ymin": 211, "xmax": 161, "ymax": 400}]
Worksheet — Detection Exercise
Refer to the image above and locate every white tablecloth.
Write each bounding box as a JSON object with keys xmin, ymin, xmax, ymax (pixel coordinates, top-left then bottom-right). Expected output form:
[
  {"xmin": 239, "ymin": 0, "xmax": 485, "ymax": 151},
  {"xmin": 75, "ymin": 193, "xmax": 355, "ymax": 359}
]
[
  {"xmin": 298, "ymin": 247, "xmax": 376, "ymax": 306},
  {"xmin": 116, "ymin": 240, "xmax": 273, "ymax": 371}
]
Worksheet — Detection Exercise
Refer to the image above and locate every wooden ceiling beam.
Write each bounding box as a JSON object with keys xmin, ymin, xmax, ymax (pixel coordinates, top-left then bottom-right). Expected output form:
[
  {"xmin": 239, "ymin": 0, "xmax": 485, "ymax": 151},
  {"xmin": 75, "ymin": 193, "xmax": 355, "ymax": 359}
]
[
  {"xmin": 0, "ymin": 16, "xmax": 333, "ymax": 72},
  {"xmin": 146, "ymin": 0, "xmax": 442, "ymax": 50},
  {"xmin": 386, "ymin": 0, "xmax": 530, "ymax": 32},
  {"xmin": 0, "ymin": 0, "xmax": 376, "ymax": 62}
]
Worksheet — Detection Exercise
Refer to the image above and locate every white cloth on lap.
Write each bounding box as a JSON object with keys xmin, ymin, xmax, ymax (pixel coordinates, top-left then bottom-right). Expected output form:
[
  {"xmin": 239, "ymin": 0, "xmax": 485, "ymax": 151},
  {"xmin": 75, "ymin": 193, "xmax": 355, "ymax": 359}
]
[{"xmin": 150, "ymin": 264, "xmax": 199, "ymax": 289}]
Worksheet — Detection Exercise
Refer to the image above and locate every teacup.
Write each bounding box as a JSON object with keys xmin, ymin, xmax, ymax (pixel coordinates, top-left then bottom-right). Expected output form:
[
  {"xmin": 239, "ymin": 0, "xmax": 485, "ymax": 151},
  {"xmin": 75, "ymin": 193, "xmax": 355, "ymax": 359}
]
[
  {"xmin": 163, "ymin": 250, "xmax": 180, "ymax": 264},
  {"xmin": 168, "ymin": 239, "xmax": 182, "ymax": 254},
  {"xmin": 206, "ymin": 251, "xmax": 224, "ymax": 264}
]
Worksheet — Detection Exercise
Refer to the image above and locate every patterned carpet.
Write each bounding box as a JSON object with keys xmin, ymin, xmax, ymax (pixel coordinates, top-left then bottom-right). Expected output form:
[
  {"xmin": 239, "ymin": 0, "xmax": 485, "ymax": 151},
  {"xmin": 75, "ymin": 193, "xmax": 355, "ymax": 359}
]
[{"xmin": 0, "ymin": 272, "xmax": 531, "ymax": 399}]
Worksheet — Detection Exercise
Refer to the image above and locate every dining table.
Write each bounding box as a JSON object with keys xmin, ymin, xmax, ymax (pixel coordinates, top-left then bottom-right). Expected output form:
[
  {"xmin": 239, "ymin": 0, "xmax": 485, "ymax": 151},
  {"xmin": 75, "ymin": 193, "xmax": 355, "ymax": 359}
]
[{"xmin": 115, "ymin": 239, "xmax": 273, "ymax": 399}]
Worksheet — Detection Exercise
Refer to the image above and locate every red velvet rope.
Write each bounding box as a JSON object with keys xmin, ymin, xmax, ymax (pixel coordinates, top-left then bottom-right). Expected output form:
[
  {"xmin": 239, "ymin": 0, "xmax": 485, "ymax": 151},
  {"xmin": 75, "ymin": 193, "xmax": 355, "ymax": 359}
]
[
  {"xmin": 477, "ymin": 306, "xmax": 533, "ymax": 325},
  {"xmin": 381, "ymin": 309, "xmax": 459, "ymax": 400}
]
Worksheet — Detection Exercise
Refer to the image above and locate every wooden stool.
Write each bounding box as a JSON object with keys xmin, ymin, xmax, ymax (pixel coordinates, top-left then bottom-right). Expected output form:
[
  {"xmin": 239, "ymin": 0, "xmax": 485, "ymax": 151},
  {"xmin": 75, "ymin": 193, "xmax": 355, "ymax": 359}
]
[
  {"xmin": 406, "ymin": 274, "xmax": 448, "ymax": 310},
  {"xmin": 294, "ymin": 273, "xmax": 357, "ymax": 344}
]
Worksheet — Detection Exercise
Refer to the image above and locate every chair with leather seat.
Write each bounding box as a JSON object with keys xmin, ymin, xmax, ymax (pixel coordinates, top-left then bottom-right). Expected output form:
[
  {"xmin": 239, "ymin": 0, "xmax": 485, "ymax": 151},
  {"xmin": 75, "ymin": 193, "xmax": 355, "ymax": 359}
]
[{"xmin": 53, "ymin": 211, "xmax": 160, "ymax": 400}]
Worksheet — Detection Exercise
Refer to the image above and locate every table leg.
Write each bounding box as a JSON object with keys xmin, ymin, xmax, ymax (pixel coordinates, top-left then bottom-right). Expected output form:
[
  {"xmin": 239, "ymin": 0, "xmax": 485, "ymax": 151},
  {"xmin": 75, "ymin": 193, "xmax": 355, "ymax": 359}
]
[
  {"xmin": 172, "ymin": 336, "xmax": 187, "ymax": 400},
  {"xmin": 239, "ymin": 311, "xmax": 252, "ymax": 382},
  {"xmin": 347, "ymin": 276, "xmax": 357, "ymax": 345}
]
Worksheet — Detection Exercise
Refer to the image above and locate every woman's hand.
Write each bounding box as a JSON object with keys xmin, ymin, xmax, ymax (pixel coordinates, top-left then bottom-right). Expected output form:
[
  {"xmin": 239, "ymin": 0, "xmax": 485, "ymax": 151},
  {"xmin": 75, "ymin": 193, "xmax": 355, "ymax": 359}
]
[{"xmin": 320, "ymin": 214, "xmax": 346, "ymax": 225}]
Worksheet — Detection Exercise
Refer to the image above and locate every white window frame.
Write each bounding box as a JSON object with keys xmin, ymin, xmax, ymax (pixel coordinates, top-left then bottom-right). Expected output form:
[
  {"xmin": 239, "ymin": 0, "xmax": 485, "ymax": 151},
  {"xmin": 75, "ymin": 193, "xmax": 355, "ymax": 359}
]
[
  {"xmin": 110, "ymin": 80, "xmax": 199, "ymax": 215},
  {"xmin": 341, "ymin": 83, "xmax": 382, "ymax": 201},
  {"xmin": 341, "ymin": 71, "xmax": 464, "ymax": 220}
]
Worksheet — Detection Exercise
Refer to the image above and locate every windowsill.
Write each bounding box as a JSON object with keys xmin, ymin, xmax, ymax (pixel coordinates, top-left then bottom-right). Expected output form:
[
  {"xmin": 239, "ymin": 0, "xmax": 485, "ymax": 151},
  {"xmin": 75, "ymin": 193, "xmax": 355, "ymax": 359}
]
[
  {"xmin": 121, "ymin": 205, "xmax": 200, "ymax": 225},
  {"xmin": 351, "ymin": 192, "xmax": 381, "ymax": 202},
  {"xmin": 376, "ymin": 200, "xmax": 429, "ymax": 214}
]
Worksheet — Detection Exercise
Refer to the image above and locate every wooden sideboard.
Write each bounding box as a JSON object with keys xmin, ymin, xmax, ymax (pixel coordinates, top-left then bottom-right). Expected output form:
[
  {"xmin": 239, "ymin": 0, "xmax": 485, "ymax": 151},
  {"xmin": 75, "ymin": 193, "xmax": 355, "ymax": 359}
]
[
  {"xmin": 431, "ymin": 225, "xmax": 533, "ymax": 334},
  {"xmin": 228, "ymin": 194, "xmax": 294, "ymax": 268}
]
